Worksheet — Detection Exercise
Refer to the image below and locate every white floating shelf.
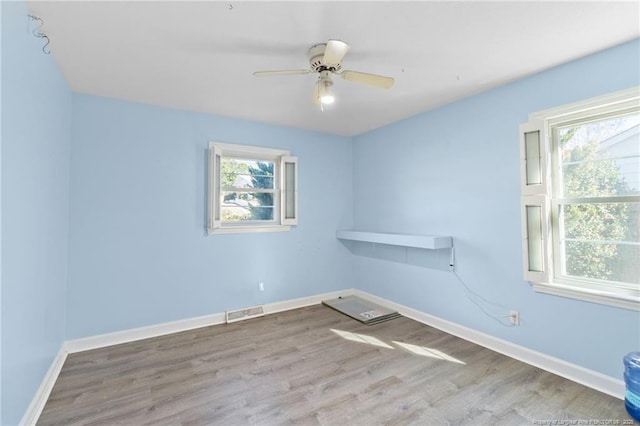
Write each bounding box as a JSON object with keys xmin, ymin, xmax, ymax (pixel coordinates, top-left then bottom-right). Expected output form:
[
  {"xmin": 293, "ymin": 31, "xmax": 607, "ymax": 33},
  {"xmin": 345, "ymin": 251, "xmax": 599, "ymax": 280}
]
[{"xmin": 336, "ymin": 230, "xmax": 452, "ymax": 250}]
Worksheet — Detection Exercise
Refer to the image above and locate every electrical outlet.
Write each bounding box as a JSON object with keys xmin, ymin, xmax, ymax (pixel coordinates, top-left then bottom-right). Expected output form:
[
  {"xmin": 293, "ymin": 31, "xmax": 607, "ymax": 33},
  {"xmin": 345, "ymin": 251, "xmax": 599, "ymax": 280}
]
[
  {"xmin": 510, "ymin": 310, "xmax": 520, "ymax": 326},
  {"xmin": 258, "ymin": 282, "xmax": 265, "ymax": 292}
]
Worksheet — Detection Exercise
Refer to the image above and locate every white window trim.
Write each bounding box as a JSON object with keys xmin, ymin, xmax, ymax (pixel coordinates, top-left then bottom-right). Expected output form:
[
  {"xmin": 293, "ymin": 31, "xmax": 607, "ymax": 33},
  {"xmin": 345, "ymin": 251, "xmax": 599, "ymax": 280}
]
[
  {"xmin": 520, "ymin": 86, "xmax": 640, "ymax": 311},
  {"xmin": 207, "ymin": 142, "xmax": 298, "ymax": 235}
]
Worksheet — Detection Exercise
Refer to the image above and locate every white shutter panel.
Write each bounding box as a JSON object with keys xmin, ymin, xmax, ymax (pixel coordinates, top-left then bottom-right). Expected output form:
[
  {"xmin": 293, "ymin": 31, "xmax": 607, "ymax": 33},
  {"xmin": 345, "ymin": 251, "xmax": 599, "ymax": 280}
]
[
  {"xmin": 519, "ymin": 119, "xmax": 548, "ymax": 195},
  {"xmin": 281, "ymin": 156, "xmax": 298, "ymax": 226},
  {"xmin": 208, "ymin": 143, "xmax": 223, "ymax": 232},
  {"xmin": 520, "ymin": 118, "xmax": 550, "ymax": 283},
  {"xmin": 521, "ymin": 195, "xmax": 549, "ymax": 283}
]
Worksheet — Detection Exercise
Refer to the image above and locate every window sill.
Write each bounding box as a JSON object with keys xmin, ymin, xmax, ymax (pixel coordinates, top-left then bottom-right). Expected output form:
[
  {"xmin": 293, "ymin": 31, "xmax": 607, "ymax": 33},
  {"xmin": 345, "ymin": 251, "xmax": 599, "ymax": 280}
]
[
  {"xmin": 532, "ymin": 281, "xmax": 640, "ymax": 311},
  {"xmin": 207, "ymin": 225, "xmax": 291, "ymax": 235}
]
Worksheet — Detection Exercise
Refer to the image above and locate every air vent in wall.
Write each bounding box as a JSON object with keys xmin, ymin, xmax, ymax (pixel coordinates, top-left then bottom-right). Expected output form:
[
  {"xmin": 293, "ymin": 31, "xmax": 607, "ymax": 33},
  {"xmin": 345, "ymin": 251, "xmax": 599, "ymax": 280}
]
[{"xmin": 225, "ymin": 305, "xmax": 265, "ymax": 323}]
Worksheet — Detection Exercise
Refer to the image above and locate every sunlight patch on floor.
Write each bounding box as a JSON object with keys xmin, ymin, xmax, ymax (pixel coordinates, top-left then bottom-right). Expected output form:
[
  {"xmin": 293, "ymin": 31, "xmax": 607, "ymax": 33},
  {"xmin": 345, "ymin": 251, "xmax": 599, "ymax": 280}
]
[
  {"xmin": 393, "ymin": 341, "xmax": 466, "ymax": 364},
  {"xmin": 329, "ymin": 329, "xmax": 465, "ymax": 364},
  {"xmin": 330, "ymin": 329, "xmax": 394, "ymax": 349}
]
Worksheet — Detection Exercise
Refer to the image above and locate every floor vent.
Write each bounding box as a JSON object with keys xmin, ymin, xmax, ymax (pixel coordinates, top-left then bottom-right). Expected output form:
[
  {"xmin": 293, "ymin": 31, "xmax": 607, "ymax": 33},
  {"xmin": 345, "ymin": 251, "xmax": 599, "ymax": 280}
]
[
  {"xmin": 225, "ymin": 305, "xmax": 265, "ymax": 323},
  {"xmin": 323, "ymin": 295, "xmax": 402, "ymax": 325}
]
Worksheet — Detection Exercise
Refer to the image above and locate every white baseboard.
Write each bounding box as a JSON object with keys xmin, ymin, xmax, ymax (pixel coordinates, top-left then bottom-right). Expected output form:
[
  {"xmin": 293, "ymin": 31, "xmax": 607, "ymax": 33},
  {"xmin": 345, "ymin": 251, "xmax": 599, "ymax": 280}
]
[
  {"xmin": 64, "ymin": 312, "xmax": 227, "ymax": 354},
  {"xmin": 23, "ymin": 286, "xmax": 624, "ymax": 425},
  {"xmin": 64, "ymin": 289, "xmax": 355, "ymax": 354},
  {"xmin": 264, "ymin": 289, "xmax": 354, "ymax": 315},
  {"xmin": 22, "ymin": 288, "xmax": 356, "ymax": 425},
  {"xmin": 353, "ymin": 289, "xmax": 625, "ymax": 400},
  {"xmin": 20, "ymin": 347, "xmax": 68, "ymax": 426}
]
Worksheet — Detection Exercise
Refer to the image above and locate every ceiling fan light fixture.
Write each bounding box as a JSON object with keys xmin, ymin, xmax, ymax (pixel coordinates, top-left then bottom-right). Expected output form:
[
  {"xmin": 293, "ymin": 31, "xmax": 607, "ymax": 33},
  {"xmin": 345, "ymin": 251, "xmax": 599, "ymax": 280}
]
[
  {"xmin": 321, "ymin": 95, "xmax": 335, "ymax": 105},
  {"xmin": 320, "ymin": 82, "xmax": 335, "ymax": 105},
  {"xmin": 318, "ymin": 73, "xmax": 335, "ymax": 105}
]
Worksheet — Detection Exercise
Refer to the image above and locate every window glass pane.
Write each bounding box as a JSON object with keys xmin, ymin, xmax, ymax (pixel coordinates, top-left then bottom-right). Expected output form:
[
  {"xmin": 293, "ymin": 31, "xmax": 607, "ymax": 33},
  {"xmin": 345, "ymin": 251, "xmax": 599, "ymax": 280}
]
[
  {"xmin": 221, "ymin": 191, "xmax": 274, "ymax": 222},
  {"xmin": 221, "ymin": 158, "xmax": 275, "ymax": 190},
  {"xmin": 558, "ymin": 114, "xmax": 640, "ymax": 198},
  {"xmin": 559, "ymin": 202, "xmax": 640, "ymax": 284},
  {"xmin": 526, "ymin": 205, "xmax": 544, "ymax": 272},
  {"xmin": 524, "ymin": 131, "xmax": 542, "ymax": 185},
  {"xmin": 284, "ymin": 162, "xmax": 295, "ymax": 219}
]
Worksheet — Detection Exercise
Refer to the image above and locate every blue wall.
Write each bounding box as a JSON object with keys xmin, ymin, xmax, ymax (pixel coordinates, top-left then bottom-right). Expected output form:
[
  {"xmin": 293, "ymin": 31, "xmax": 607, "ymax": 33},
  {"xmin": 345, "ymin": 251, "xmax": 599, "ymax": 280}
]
[
  {"xmin": 352, "ymin": 39, "xmax": 640, "ymax": 379},
  {"xmin": 66, "ymin": 95, "xmax": 354, "ymax": 338},
  {"xmin": 1, "ymin": 0, "xmax": 637, "ymax": 420},
  {"xmin": 1, "ymin": 2, "xmax": 72, "ymax": 424}
]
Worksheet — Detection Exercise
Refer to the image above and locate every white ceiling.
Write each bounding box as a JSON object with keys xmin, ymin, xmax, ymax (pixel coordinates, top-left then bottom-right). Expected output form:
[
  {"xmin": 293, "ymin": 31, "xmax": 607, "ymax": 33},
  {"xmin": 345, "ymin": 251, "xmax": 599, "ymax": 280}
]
[{"xmin": 27, "ymin": 1, "xmax": 640, "ymax": 136}]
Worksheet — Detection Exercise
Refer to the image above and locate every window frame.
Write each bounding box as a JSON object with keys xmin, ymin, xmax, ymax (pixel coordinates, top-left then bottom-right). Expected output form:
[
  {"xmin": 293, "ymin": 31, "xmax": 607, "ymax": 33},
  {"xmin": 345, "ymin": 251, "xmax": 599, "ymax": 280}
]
[
  {"xmin": 207, "ymin": 142, "xmax": 298, "ymax": 234},
  {"xmin": 520, "ymin": 87, "xmax": 640, "ymax": 311}
]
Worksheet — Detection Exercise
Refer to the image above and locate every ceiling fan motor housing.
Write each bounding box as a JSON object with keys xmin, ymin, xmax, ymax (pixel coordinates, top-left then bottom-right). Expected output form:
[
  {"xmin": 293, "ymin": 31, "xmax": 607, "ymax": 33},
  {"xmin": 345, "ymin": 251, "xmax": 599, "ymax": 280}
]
[{"xmin": 308, "ymin": 43, "xmax": 342, "ymax": 73}]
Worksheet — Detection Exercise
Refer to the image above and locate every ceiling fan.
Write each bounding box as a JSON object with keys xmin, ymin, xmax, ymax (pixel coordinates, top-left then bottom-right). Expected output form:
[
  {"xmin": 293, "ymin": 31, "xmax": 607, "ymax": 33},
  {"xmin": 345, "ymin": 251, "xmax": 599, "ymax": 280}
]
[{"xmin": 253, "ymin": 39, "xmax": 394, "ymax": 109}]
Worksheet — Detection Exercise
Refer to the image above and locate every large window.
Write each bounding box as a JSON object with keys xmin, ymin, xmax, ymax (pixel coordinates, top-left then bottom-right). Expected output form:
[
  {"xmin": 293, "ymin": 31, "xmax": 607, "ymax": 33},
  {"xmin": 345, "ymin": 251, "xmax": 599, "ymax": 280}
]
[
  {"xmin": 208, "ymin": 142, "xmax": 297, "ymax": 234},
  {"xmin": 520, "ymin": 88, "xmax": 639, "ymax": 310}
]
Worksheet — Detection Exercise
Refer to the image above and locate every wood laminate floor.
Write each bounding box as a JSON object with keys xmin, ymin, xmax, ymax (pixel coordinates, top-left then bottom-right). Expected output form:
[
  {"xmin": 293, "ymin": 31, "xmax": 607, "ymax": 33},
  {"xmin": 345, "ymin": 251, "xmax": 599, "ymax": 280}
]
[{"xmin": 38, "ymin": 305, "xmax": 635, "ymax": 425}]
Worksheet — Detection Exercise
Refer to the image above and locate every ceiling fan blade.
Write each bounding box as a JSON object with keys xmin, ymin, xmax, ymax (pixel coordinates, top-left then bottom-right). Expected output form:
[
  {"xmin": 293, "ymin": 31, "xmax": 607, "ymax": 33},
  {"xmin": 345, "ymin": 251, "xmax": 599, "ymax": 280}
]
[
  {"xmin": 340, "ymin": 70, "xmax": 395, "ymax": 89},
  {"xmin": 323, "ymin": 40, "xmax": 350, "ymax": 68},
  {"xmin": 253, "ymin": 69, "xmax": 312, "ymax": 77}
]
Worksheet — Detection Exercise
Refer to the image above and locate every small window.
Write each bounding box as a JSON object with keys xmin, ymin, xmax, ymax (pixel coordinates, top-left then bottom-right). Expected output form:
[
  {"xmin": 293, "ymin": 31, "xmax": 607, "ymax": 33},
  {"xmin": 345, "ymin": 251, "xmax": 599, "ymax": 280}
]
[
  {"xmin": 208, "ymin": 142, "xmax": 297, "ymax": 234},
  {"xmin": 520, "ymin": 88, "xmax": 640, "ymax": 310}
]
